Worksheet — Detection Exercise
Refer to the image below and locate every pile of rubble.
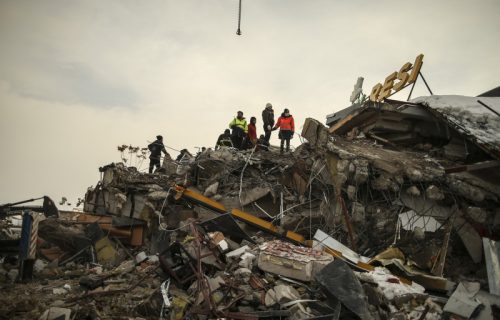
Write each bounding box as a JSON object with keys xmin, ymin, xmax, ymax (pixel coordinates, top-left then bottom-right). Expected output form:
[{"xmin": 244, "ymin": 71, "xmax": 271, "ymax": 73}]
[{"xmin": 1, "ymin": 94, "xmax": 499, "ymax": 319}]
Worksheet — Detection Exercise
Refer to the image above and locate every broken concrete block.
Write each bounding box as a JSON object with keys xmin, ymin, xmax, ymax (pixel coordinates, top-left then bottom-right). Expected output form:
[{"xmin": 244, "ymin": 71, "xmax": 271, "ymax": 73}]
[
  {"xmin": 355, "ymin": 267, "xmax": 425, "ymax": 301},
  {"xmin": 351, "ymin": 202, "xmax": 365, "ymax": 223},
  {"xmin": 268, "ymin": 285, "xmax": 300, "ymax": 305},
  {"xmin": 453, "ymin": 216, "xmax": 483, "ymax": 263},
  {"xmin": 406, "ymin": 168, "xmax": 423, "ymax": 181},
  {"xmin": 447, "ymin": 177, "xmax": 486, "ymax": 202},
  {"xmin": 135, "ymin": 251, "xmax": 147, "ymax": 264},
  {"xmin": 234, "ymin": 267, "xmax": 252, "ymax": 282},
  {"xmin": 33, "ymin": 259, "xmax": 47, "ymax": 273},
  {"xmin": 467, "ymin": 207, "xmax": 487, "ymax": 224},
  {"xmin": 348, "ymin": 162, "xmax": 356, "ymax": 173},
  {"xmin": 7, "ymin": 269, "xmax": 18, "ymax": 282},
  {"xmin": 147, "ymin": 190, "xmax": 169, "ymax": 201},
  {"xmin": 443, "ymin": 282, "xmax": 482, "ymax": 319},
  {"xmin": 301, "ymin": 118, "xmax": 329, "ymax": 146},
  {"xmin": 52, "ymin": 287, "xmax": 68, "ymax": 295},
  {"xmin": 337, "ymin": 159, "xmax": 350, "ymax": 173},
  {"xmin": 275, "ymin": 284, "xmax": 300, "ymax": 302},
  {"xmin": 206, "ymin": 276, "xmax": 225, "ymax": 292},
  {"xmin": 240, "ymin": 187, "xmax": 271, "ymax": 206},
  {"xmin": 406, "ymin": 186, "xmax": 421, "ymax": 196},
  {"xmin": 425, "ymin": 185, "xmax": 444, "ymax": 200},
  {"xmin": 371, "ymin": 175, "xmax": 392, "ymax": 191},
  {"xmin": 226, "ymin": 245, "xmax": 249, "ymax": 258},
  {"xmin": 257, "ymin": 240, "xmax": 333, "ymax": 282},
  {"xmin": 354, "ymin": 163, "xmax": 368, "ymax": 184},
  {"xmin": 347, "ymin": 185, "xmax": 356, "ymax": 200},
  {"xmin": 203, "ymin": 182, "xmax": 219, "ymax": 197},
  {"xmin": 238, "ymin": 252, "xmax": 256, "ymax": 269},
  {"xmin": 39, "ymin": 307, "xmax": 71, "ymax": 320},
  {"xmin": 264, "ymin": 288, "xmax": 278, "ymax": 307}
]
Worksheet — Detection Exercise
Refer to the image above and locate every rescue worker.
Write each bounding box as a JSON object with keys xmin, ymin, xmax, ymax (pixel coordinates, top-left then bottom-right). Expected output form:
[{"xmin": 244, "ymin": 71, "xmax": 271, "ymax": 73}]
[
  {"xmin": 176, "ymin": 149, "xmax": 190, "ymax": 161},
  {"xmin": 148, "ymin": 135, "xmax": 169, "ymax": 173},
  {"xmin": 262, "ymin": 103, "xmax": 275, "ymax": 142},
  {"xmin": 215, "ymin": 129, "xmax": 233, "ymax": 149},
  {"xmin": 273, "ymin": 108, "xmax": 295, "ymax": 154},
  {"xmin": 229, "ymin": 111, "xmax": 248, "ymax": 150},
  {"xmin": 256, "ymin": 134, "xmax": 270, "ymax": 151},
  {"xmin": 247, "ymin": 117, "xmax": 257, "ymax": 149}
]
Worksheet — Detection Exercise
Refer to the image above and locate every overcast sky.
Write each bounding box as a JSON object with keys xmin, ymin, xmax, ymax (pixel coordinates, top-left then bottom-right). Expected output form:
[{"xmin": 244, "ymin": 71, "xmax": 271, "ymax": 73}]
[{"xmin": 0, "ymin": 0, "xmax": 499, "ymax": 207}]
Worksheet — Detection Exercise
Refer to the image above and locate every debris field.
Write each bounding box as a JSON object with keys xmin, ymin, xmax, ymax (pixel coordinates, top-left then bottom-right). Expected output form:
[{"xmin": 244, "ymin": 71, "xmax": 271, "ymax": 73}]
[{"xmin": 1, "ymin": 94, "xmax": 499, "ymax": 320}]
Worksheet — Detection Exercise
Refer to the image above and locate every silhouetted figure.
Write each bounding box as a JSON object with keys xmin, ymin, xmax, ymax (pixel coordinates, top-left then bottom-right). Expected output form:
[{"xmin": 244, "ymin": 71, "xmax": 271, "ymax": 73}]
[{"xmin": 148, "ymin": 135, "xmax": 169, "ymax": 173}]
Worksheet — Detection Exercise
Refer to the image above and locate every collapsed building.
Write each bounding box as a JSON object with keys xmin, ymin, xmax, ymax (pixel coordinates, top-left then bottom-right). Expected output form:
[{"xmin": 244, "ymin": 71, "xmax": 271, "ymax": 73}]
[{"xmin": 0, "ymin": 92, "xmax": 499, "ymax": 319}]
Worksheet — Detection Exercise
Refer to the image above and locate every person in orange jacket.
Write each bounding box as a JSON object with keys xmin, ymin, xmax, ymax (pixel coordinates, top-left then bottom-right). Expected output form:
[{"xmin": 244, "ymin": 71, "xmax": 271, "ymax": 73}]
[{"xmin": 273, "ymin": 108, "xmax": 295, "ymax": 154}]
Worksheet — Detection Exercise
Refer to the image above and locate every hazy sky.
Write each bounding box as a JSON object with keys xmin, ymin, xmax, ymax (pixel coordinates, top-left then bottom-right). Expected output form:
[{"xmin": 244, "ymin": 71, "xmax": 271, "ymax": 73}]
[{"xmin": 1, "ymin": 0, "xmax": 499, "ymax": 207}]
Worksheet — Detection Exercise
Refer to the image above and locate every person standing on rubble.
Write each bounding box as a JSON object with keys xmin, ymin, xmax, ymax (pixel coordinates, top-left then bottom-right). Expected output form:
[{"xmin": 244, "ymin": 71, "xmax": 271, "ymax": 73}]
[
  {"xmin": 176, "ymin": 149, "xmax": 191, "ymax": 161},
  {"xmin": 215, "ymin": 129, "xmax": 233, "ymax": 149},
  {"xmin": 148, "ymin": 135, "xmax": 169, "ymax": 174},
  {"xmin": 273, "ymin": 108, "xmax": 295, "ymax": 154},
  {"xmin": 247, "ymin": 117, "xmax": 258, "ymax": 149},
  {"xmin": 229, "ymin": 111, "xmax": 248, "ymax": 150},
  {"xmin": 262, "ymin": 103, "xmax": 275, "ymax": 142}
]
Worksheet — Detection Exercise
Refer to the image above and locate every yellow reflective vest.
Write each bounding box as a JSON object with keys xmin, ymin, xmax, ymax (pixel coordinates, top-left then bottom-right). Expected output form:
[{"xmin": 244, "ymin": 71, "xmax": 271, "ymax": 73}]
[{"xmin": 229, "ymin": 117, "xmax": 248, "ymax": 133}]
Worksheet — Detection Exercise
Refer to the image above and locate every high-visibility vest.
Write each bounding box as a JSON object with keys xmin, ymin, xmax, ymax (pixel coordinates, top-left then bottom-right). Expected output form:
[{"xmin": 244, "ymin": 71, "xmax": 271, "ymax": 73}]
[
  {"xmin": 275, "ymin": 116, "xmax": 294, "ymax": 131},
  {"xmin": 229, "ymin": 117, "xmax": 248, "ymax": 133}
]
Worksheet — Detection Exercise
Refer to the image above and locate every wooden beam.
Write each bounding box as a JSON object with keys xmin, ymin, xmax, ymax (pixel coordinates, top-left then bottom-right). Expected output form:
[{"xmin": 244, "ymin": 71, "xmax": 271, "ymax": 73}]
[{"xmin": 445, "ymin": 160, "xmax": 500, "ymax": 174}]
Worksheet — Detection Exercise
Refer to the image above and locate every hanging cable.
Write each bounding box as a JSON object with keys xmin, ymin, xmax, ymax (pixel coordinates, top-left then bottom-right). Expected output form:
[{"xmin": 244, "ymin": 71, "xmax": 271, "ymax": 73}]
[{"xmin": 236, "ymin": 0, "xmax": 242, "ymax": 35}]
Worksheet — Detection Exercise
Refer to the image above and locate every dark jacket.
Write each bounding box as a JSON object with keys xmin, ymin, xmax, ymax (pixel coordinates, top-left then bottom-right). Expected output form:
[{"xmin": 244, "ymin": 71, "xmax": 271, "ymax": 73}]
[
  {"xmin": 262, "ymin": 108, "xmax": 275, "ymax": 128},
  {"xmin": 216, "ymin": 133, "xmax": 232, "ymax": 148},
  {"xmin": 148, "ymin": 139, "xmax": 167, "ymax": 159},
  {"xmin": 256, "ymin": 137, "xmax": 270, "ymax": 151}
]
